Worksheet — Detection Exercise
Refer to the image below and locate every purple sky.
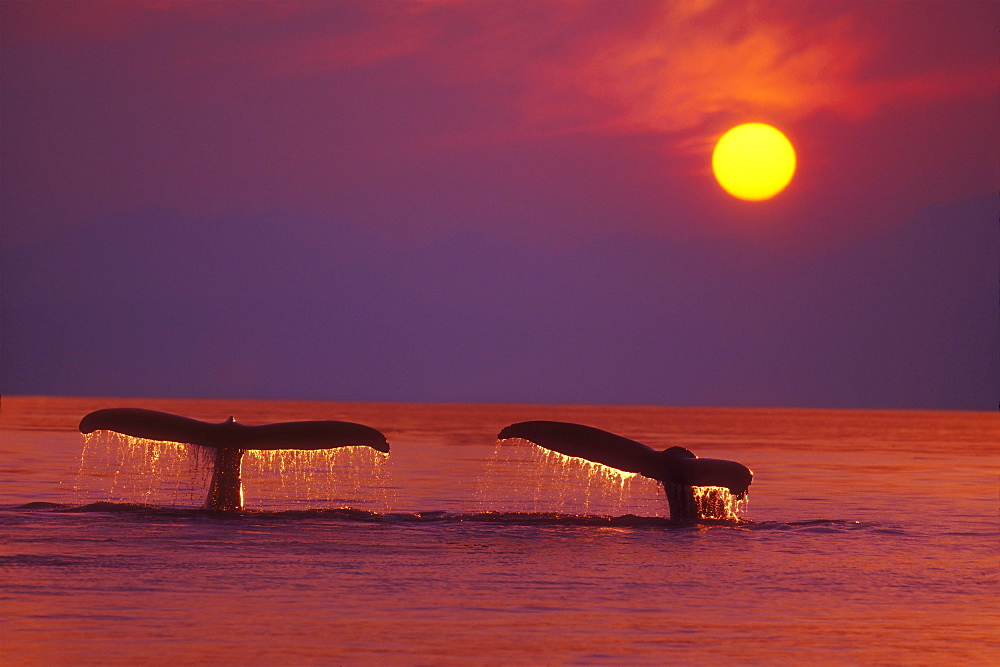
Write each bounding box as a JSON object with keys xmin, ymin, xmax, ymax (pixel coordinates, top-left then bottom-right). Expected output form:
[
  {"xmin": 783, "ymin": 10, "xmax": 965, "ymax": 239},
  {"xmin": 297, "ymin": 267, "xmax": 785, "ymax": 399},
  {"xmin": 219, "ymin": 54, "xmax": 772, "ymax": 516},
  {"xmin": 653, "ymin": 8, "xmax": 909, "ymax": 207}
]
[{"xmin": 2, "ymin": 1, "xmax": 997, "ymax": 409}]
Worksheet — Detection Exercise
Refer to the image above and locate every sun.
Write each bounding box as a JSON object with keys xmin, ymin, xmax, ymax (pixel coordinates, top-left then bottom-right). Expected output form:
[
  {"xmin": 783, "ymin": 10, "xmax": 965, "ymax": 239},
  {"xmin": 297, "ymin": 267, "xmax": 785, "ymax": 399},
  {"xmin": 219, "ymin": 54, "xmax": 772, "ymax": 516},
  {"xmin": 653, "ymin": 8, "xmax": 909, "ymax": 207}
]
[{"xmin": 712, "ymin": 123, "xmax": 796, "ymax": 201}]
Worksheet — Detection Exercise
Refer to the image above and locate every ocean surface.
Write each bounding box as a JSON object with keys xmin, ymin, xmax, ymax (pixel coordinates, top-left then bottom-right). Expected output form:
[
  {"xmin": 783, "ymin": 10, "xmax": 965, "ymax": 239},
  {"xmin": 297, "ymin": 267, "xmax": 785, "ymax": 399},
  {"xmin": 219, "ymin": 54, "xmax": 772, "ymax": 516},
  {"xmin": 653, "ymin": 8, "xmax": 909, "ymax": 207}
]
[{"xmin": 1, "ymin": 396, "xmax": 997, "ymax": 664}]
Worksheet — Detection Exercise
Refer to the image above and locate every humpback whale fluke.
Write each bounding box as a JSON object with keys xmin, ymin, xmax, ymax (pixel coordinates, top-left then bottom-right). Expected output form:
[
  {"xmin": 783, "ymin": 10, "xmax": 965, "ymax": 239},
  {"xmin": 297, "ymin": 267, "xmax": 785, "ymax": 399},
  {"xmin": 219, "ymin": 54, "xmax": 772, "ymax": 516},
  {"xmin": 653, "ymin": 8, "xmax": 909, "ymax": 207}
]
[
  {"xmin": 497, "ymin": 421, "xmax": 752, "ymax": 520},
  {"xmin": 80, "ymin": 408, "xmax": 389, "ymax": 511}
]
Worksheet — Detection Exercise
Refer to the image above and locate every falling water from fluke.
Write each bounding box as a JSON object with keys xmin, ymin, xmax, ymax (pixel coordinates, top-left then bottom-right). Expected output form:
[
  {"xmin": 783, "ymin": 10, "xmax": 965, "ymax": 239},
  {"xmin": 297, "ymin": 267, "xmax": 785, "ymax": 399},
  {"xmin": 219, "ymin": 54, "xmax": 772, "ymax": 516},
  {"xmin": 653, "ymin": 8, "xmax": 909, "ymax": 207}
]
[
  {"xmin": 495, "ymin": 421, "xmax": 752, "ymax": 521},
  {"xmin": 478, "ymin": 440, "xmax": 666, "ymax": 516},
  {"xmin": 78, "ymin": 408, "xmax": 390, "ymax": 511}
]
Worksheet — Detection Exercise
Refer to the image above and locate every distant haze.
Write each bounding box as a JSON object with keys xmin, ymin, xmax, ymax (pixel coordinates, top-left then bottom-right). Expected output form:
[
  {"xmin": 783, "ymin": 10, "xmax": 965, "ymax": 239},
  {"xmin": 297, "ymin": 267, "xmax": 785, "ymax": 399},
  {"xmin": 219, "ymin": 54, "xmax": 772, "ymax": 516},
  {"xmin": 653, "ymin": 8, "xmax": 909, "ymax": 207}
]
[{"xmin": 4, "ymin": 198, "xmax": 995, "ymax": 409}]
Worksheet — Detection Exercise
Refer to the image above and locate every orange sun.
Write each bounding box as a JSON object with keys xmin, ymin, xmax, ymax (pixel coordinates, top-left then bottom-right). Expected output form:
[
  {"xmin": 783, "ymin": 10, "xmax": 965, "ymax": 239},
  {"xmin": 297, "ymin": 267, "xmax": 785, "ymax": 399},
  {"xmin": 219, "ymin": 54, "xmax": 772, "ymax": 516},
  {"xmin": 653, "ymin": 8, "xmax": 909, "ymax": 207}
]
[{"xmin": 712, "ymin": 123, "xmax": 796, "ymax": 201}]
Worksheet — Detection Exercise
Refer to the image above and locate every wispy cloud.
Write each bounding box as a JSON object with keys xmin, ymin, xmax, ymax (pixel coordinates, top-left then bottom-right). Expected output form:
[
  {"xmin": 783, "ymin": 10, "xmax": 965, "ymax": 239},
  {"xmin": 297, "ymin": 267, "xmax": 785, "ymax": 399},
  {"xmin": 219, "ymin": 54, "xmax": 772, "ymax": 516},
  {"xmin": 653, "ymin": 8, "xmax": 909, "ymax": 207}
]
[
  {"xmin": 567, "ymin": 3, "xmax": 866, "ymax": 131},
  {"xmin": 521, "ymin": 1, "xmax": 995, "ymax": 143},
  {"xmin": 15, "ymin": 1, "xmax": 991, "ymax": 137},
  {"xmin": 243, "ymin": 2, "xmax": 996, "ymax": 146}
]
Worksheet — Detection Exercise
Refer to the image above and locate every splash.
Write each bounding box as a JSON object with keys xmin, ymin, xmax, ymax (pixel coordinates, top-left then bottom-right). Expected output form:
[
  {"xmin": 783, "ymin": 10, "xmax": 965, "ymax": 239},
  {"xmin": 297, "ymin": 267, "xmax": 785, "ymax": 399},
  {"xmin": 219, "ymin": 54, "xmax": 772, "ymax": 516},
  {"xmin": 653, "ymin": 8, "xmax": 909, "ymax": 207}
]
[
  {"xmin": 76, "ymin": 432, "xmax": 393, "ymax": 511},
  {"xmin": 664, "ymin": 482, "xmax": 748, "ymax": 522}
]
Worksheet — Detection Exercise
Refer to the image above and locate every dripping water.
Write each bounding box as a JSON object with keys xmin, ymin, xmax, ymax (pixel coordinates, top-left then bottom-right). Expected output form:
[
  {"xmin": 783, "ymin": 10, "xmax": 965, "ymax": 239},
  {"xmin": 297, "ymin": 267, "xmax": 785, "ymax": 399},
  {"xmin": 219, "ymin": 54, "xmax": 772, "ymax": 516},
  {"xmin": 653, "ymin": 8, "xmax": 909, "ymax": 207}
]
[
  {"xmin": 75, "ymin": 432, "xmax": 213, "ymax": 507},
  {"xmin": 664, "ymin": 482, "xmax": 749, "ymax": 521},
  {"xmin": 478, "ymin": 439, "xmax": 669, "ymax": 518},
  {"xmin": 243, "ymin": 448, "xmax": 393, "ymax": 512},
  {"xmin": 481, "ymin": 439, "xmax": 749, "ymax": 521},
  {"xmin": 76, "ymin": 432, "xmax": 393, "ymax": 511}
]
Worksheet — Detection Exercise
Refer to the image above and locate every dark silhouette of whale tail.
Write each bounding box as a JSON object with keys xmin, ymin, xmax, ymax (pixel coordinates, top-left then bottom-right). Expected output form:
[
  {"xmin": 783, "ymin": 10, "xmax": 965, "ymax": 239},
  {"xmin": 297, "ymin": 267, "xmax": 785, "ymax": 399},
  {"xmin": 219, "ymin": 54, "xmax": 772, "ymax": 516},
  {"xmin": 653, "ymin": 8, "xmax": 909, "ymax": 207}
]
[
  {"xmin": 497, "ymin": 420, "xmax": 752, "ymax": 520},
  {"xmin": 80, "ymin": 408, "xmax": 389, "ymax": 511}
]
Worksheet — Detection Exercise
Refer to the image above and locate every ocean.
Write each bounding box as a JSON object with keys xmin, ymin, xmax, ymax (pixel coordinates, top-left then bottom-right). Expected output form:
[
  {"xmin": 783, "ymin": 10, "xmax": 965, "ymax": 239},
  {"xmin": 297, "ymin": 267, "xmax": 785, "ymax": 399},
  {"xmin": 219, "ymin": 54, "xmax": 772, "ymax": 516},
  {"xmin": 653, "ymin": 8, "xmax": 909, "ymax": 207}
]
[{"xmin": 1, "ymin": 396, "xmax": 997, "ymax": 664}]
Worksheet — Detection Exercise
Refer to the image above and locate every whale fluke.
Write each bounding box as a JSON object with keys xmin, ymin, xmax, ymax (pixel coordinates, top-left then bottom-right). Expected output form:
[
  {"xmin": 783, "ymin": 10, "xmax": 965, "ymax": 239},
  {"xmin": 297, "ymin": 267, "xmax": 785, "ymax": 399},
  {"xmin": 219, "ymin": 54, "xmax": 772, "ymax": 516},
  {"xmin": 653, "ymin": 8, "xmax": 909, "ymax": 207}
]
[
  {"xmin": 497, "ymin": 420, "xmax": 752, "ymax": 520},
  {"xmin": 80, "ymin": 408, "xmax": 389, "ymax": 511},
  {"xmin": 236, "ymin": 420, "xmax": 390, "ymax": 453},
  {"xmin": 79, "ymin": 408, "xmax": 389, "ymax": 452},
  {"xmin": 81, "ymin": 408, "xmax": 220, "ymax": 447}
]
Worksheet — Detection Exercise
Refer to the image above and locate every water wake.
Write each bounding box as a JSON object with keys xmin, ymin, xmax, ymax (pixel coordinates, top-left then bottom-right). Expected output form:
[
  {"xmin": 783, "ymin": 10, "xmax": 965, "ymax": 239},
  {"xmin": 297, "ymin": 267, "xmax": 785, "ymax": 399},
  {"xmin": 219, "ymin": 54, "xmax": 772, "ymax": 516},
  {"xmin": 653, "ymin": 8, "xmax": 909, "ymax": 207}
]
[
  {"xmin": 11, "ymin": 502, "xmax": 880, "ymax": 533},
  {"xmin": 11, "ymin": 501, "xmax": 752, "ymax": 528}
]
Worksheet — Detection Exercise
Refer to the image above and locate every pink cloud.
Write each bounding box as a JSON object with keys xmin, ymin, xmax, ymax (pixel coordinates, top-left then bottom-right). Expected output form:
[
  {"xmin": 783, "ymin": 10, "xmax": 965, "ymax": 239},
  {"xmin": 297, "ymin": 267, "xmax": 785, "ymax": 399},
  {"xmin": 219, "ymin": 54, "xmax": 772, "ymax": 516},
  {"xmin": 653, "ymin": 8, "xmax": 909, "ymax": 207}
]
[
  {"xmin": 521, "ymin": 1, "xmax": 996, "ymax": 146},
  {"xmin": 15, "ymin": 2, "xmax": 992, "ymax": 141}
]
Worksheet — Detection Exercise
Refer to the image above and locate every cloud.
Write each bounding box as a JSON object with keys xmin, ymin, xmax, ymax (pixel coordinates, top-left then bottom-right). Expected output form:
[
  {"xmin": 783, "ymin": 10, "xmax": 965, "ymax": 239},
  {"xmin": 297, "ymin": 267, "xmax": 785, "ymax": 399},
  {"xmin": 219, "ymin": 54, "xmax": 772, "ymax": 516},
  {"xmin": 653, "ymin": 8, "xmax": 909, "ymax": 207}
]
[
  {"xmin": 234, "ymin": 1, "xmax": 994, "ymax": 152},
  {"xmin": 531, "ymin": 1, "xmax": 996, "ymax": 145},
  {"xmin": 549, "ymin": 3, "xmax": 862, "ymax": 134},
  {"xmin": 4, "ymin": 0, "xmax": 993, "ymax": 246},
  {"xmin": 10, "ymin": 1, "xmax": 992, "ymax": 139}
]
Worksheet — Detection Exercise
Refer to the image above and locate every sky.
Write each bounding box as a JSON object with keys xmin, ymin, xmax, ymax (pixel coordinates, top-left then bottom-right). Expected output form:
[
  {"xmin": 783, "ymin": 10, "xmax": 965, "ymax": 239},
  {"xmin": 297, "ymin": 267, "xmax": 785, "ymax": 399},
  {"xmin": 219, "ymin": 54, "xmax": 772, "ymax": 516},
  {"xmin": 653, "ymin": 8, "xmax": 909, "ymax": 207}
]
[{"xmin": 2, "ymin": 0, "xmax": 997, "ymax": 410}]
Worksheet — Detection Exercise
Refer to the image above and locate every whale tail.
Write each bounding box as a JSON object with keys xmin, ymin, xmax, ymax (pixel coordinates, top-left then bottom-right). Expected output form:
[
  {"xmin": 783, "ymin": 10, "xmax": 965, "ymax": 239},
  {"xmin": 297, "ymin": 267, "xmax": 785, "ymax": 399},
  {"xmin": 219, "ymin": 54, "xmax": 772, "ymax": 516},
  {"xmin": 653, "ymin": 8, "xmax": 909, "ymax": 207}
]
[
  {"xmin": 497, "ymin": 420, "xmax": 752, "ymax": 520},
  {"xmin": 80, "ymin": 408, "xmax": 389, "ymax": 511}
]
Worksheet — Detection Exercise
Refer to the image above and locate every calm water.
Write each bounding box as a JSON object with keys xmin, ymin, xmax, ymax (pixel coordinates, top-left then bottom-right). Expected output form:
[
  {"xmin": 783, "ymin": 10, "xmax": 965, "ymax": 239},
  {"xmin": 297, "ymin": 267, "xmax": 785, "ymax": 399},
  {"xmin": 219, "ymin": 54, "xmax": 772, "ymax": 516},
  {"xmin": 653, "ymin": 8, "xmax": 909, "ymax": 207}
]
[{"xmin": 2, "ymin": 396, "xmax": 997, "ymax": 664}]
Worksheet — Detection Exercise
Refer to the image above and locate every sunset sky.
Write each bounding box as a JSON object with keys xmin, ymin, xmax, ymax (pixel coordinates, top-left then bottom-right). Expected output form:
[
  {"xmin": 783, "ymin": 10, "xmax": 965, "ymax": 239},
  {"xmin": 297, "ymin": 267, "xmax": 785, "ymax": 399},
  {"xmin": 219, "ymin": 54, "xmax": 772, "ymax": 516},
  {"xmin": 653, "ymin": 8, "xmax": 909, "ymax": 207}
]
[{"xmin": 2, "ymin": 0, "xmax": 996, "ymax": 409}]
